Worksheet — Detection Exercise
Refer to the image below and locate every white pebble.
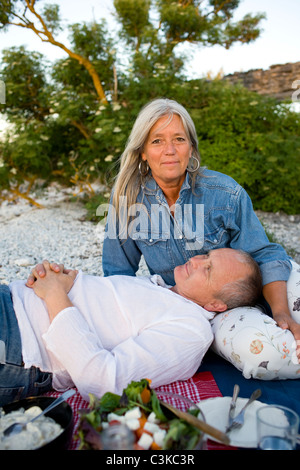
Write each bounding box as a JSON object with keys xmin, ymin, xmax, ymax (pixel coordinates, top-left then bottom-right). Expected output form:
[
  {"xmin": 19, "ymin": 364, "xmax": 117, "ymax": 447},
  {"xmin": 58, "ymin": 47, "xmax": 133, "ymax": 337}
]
[{"xmin": 14, "ymin": 258, "xmax": 32, "ymax": 267}]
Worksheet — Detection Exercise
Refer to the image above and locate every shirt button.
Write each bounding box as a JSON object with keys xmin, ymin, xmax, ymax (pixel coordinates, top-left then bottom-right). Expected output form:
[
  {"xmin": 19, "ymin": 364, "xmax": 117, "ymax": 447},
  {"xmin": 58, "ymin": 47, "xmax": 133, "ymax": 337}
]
[{"xmin": 149, "ymin": 238, "xmax": 153, "ymax": 242}]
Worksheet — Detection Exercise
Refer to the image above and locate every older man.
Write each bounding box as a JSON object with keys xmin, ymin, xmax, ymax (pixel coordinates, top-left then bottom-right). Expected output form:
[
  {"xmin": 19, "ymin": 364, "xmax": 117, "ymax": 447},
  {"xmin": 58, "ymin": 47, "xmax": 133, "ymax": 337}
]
[{"xmin": 0, "ymin": 248, "xmax": 261, "ymax": 405}]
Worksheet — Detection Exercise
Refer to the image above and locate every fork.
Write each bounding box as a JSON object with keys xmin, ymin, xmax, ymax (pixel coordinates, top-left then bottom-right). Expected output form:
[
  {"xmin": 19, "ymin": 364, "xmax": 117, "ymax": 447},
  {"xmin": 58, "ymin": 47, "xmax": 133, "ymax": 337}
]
[{"xmin": 226, "ymin": 388, "xmax": 262, "ymax": 433}]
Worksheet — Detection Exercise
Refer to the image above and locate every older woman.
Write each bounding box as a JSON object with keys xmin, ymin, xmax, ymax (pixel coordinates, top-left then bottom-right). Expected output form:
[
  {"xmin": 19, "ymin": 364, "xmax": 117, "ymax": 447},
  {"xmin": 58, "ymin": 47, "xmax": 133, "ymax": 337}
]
[{"xmin": 102, "ymin": 98, "xmax": 300, "ymax": 378}]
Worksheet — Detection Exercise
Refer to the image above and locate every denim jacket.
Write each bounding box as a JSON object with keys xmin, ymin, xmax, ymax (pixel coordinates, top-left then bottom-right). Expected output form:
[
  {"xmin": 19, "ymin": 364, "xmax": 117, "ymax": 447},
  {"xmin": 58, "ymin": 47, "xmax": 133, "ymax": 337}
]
[{"xmin": 102, "ymin": 169, "xmax": 291, "ymax": 286}]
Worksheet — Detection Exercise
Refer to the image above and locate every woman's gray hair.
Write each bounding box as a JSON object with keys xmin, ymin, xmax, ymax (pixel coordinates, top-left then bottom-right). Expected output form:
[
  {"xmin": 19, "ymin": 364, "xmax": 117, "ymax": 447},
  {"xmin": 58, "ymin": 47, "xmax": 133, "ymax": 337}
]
[
  {"xmin": 112, "ymin": 98, "xmax": 201, "ymax": 214},
  {"xmin": 214, "ymin": 251, "xmax": 263, "ymax": 310}
]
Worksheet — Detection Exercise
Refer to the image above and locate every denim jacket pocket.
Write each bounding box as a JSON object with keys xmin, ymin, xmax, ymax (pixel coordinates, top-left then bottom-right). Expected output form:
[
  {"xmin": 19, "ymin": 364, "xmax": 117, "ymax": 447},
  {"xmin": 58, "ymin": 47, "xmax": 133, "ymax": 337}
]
[
  {"xmin": 133, "ymin": 232, "xmax": 168, "ymax": 254},
  {"xmin": 132, "ymin": 231, "xmax": 174, "ymax": 276},
  {"xmin": 203, "ymin": 223, "xmax": 229, "ymax": 251}
]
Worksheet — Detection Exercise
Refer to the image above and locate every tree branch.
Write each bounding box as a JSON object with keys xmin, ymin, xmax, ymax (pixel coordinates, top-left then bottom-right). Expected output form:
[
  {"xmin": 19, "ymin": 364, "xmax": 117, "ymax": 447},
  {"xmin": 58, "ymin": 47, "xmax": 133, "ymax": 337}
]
[
  {"xmin": 70, "ymin": 120, "xmax": 92, "ymax": 140},
  {"xmin": 204, "ymin": 0, "xmax": 234, "ymax": 18},
  {"xmin": 6, "ymin": 1, "xmax": 108, "ymax": 103}
]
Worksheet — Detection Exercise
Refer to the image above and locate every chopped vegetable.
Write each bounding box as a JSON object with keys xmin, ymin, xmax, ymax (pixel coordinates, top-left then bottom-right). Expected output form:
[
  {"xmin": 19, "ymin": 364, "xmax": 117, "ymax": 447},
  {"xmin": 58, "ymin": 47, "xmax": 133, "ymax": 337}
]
[{"xmin": 77, "ymin": 379, "xmax": 203, "ymax": 450}]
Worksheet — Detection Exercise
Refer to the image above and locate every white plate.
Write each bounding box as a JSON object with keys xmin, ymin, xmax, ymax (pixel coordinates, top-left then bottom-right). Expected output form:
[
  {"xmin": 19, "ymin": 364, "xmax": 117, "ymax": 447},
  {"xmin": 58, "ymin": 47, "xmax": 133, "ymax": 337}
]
[{"xmin": 197, "ymin": 396, "xmax": 265, "ymax": 448}]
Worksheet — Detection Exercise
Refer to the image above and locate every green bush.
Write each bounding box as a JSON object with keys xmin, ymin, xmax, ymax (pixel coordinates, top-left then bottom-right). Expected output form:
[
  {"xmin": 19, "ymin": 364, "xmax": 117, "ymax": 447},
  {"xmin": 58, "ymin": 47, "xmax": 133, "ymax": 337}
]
[
  {"xmin": 1, "ymin": 50, "xmax": 299, "ymax": 213},
  {"xmin": 177, "ymin": 79, "xmax": 300, "ymax": 214}
]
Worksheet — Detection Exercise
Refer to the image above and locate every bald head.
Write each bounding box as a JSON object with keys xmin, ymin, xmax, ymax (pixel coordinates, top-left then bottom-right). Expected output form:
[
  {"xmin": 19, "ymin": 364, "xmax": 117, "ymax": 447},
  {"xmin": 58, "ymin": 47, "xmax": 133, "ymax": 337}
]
[{"xmin": 172, "ymin": 248, "xmax": 262, "ymax": 312}]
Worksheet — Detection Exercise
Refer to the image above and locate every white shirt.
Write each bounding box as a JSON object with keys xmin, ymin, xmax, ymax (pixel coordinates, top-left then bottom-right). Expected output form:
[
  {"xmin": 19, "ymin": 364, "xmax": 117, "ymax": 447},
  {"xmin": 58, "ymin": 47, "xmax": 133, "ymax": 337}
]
[{"xmin": 10, "ymin": 272, "xmax": 214, "ymax": 401}]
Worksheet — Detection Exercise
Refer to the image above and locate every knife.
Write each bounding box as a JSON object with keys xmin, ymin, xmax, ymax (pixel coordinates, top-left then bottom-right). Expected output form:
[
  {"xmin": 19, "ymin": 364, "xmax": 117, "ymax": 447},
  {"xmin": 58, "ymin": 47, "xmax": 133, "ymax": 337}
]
[{"xmin": 225, "ymin": 384, "xmax": 240, "ymax": 433}]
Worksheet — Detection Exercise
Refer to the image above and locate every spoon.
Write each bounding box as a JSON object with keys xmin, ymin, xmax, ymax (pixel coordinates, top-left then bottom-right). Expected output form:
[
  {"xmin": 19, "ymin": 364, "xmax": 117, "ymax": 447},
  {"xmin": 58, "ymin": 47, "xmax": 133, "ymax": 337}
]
[{"xmin": 2, "ymin": 389, "xmax": 75, "ymax": 438}]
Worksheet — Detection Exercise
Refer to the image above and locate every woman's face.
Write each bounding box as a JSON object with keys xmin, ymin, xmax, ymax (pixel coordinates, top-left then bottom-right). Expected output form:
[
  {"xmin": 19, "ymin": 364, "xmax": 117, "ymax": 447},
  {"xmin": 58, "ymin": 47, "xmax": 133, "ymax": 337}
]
[{"xmin": 141, "ymin": 114, "xmax": 192, "ymax": 189}]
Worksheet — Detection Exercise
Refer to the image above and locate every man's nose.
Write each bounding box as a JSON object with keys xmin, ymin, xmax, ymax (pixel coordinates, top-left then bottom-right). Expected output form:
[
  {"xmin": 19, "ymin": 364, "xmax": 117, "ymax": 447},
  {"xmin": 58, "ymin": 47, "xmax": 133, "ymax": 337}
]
[{"xmin": 190, "ymin": 255, "xmax": 205, "ymax": 266}]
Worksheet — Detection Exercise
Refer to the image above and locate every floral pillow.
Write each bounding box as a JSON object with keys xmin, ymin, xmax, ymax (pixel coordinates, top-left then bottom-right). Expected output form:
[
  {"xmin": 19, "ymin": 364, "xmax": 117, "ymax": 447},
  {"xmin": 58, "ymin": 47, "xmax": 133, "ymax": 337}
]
[
  {"xmin": 287, "ymin": 260, "xmax": 300, "ymax": 323},
  {"xmin": 210, "ymin": 260, "xmax": 300, "ymax": 380}
]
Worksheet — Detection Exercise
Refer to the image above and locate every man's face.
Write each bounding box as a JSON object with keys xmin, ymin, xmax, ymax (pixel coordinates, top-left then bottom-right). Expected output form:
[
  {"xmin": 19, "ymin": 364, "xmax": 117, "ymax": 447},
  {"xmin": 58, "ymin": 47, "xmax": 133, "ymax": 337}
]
[{"xmin": 172, "ymin": 248, "xmax": 251, "ymax": 311}]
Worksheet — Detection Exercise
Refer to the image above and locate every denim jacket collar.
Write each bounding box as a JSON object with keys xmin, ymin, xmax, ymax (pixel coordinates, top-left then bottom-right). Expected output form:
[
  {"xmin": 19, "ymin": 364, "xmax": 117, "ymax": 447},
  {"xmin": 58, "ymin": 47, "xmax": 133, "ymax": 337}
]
[{"xmin": 141, "ymin": 171, "xmax": 191, "ymax": 197}]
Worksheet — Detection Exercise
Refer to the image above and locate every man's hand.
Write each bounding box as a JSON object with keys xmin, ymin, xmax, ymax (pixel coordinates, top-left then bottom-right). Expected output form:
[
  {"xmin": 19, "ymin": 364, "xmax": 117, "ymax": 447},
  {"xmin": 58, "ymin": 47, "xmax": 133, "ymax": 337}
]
[
  {"xmin": 31, "ymin": 261, "xmax": 78, "ymax": 322},
  {"xmin": 26, "ymin": 260, "xmax": 71, "ymax": 287}
]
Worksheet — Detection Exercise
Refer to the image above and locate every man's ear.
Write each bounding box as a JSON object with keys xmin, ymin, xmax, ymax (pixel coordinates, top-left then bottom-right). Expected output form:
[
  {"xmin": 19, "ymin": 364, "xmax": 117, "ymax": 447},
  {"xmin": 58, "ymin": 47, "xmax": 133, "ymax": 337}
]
[{"xmin": 203, "ymin": 300, "xmax": 228, "ymax": 313}]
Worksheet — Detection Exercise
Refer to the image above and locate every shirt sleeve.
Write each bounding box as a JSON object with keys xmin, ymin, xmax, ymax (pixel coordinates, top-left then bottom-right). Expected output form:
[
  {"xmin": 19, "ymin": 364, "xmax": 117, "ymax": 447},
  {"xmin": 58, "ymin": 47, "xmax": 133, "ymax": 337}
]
[
  {"xmin": 42, "ymin": 306, "xmax": 213, "ymax": 401},
  {"xmin": 229, "ymin": 186, "xmax": 292, "ymax": 285}
]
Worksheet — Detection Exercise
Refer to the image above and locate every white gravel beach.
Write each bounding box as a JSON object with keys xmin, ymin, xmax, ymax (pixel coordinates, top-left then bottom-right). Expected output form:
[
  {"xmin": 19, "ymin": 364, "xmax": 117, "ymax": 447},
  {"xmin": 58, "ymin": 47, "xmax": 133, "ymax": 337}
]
[
  {"xmin": 0, "ymin": 184, "xmax": 149, "ymax": 283},
  {"xmin": 0, "ymin": 183, "xmax": 299, "ymax": 284}
]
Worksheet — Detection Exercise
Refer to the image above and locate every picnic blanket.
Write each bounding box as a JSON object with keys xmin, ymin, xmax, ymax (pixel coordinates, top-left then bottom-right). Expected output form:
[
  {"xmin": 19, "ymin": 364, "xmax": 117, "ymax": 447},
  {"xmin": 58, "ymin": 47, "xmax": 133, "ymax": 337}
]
[
  {"xmin": 198, "ymin": 350, "xmax": 300, "ymax": 418},
  {"xmin": 44, "ymin": 350, "xmax": 300, "ymax": 451},
  {"xmin": 45, "ymin": 371, "xmax": 230, "ymax": 450}
]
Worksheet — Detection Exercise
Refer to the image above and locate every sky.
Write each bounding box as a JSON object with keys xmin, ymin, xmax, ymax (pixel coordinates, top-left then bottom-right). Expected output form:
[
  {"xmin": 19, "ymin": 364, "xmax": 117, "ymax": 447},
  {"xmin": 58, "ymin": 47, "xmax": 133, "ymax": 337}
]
[{"xmin": 0, "ymin": 0, "xmax": 299, "ymax": 78}]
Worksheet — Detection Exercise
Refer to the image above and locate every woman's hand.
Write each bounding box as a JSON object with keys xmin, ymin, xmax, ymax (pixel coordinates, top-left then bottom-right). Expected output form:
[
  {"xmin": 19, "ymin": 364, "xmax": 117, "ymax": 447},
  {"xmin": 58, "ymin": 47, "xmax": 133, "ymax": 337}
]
[
  {"xmin": 263, "ymin": 280, "xmax": 300, "ymax": 362},
  {"xmin": 26, "ymin": 260, "xmax": 71, "ymax": 287},
  {"xmin": 273, "ymin": 311, "xmax": 300, "ymax": 362}
]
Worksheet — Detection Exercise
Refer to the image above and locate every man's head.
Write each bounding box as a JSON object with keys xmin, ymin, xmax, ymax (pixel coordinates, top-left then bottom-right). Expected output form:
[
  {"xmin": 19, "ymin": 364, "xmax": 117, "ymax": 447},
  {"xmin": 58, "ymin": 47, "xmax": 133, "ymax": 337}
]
[{"xmin": 171, "ymin": 248, "xmax": 262, "ymax": 312}]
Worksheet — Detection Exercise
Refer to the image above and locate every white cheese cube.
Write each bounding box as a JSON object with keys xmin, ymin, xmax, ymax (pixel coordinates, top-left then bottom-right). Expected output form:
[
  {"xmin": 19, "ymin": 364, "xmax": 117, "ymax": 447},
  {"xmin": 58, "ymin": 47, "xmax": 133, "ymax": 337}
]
[
  {"xmin": 124, "ymin": 407, "xmax": 142, "ymax": 420},
  {"xmin": 137, "ymin": 432, "xmax": 153, "ymax": 450},
  {"xmin": 107, "ymin": 412, "xmax": 125, "ymax": 423},
  {"xmin": 144, "ymin": 421, "xmax": 160, "ymax": 434},
  {"xmin": 153, "ymin": 429, "xmax": 166, "ymax": 447},
  {"xmin": 147, "ymin": 412, "xmax": 159, "ymax": 423},
  {"xmin": 125, "ymin": 419, "xmax": 140, "ymax": 431}
]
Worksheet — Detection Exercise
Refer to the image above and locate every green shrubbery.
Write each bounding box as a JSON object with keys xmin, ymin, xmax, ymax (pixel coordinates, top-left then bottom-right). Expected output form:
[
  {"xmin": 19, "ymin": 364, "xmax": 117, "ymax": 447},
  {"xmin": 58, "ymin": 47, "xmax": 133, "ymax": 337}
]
[
  {"xmin": 1, "ymin": 60, "xmax": 299, "ymax": 214},
  {"xmin": 0, "ymin": 1, "xmax": 299, "ymax": 214},
  {"xmin": 184, "ymin": 80, "xmax": 300, "ymax": 214}
]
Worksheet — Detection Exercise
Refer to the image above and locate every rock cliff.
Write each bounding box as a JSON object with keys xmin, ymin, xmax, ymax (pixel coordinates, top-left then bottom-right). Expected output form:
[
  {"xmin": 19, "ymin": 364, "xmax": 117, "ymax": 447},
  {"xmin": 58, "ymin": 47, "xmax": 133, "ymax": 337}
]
[{"xmin": 224, "ymin": 62, "xmax": 300, "ymax": 100}]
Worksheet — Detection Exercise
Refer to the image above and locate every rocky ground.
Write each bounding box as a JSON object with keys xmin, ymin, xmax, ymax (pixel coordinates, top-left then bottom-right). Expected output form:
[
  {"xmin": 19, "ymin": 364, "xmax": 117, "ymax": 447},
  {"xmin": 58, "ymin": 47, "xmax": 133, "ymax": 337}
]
[
  {"xmin": 0, "ymin": 185, "xmax": 299, "ymax": 284},
  {"xmin": 255, "ymin": 210, "xmax": 300, "ymax": 264}
]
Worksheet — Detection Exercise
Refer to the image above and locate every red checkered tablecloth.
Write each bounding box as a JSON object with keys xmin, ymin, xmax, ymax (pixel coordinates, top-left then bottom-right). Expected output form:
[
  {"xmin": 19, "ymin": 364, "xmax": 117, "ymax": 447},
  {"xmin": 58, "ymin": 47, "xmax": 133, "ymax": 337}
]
[{"xmin": 45, "ymin": 371, "xmax": 230, "ymax": 450}]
